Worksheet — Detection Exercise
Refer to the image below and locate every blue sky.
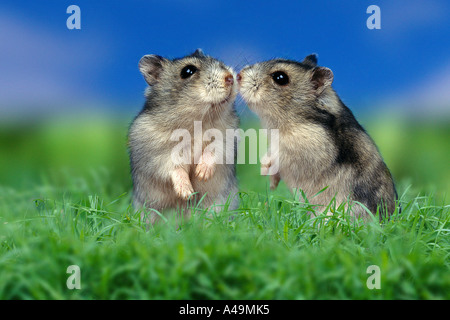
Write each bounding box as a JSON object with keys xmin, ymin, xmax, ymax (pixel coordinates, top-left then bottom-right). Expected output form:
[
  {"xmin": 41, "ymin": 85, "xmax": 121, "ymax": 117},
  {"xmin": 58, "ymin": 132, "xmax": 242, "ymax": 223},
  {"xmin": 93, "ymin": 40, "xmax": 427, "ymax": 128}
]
[{"xmin": 1, "ymin": 0, "xmax": 449, "ymax": 118}]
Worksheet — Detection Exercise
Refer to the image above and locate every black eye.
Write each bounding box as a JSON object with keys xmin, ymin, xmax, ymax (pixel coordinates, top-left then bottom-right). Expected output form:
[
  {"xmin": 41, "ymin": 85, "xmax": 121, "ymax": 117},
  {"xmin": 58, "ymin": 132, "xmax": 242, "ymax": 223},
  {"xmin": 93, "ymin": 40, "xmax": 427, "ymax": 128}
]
[
  {"xmin": 181, "ymin": 65, "xmax": 197, "ymax": 79},
  {"xmin": 272, "ymin": 71, "xmax": 289, "ymax": 86}
]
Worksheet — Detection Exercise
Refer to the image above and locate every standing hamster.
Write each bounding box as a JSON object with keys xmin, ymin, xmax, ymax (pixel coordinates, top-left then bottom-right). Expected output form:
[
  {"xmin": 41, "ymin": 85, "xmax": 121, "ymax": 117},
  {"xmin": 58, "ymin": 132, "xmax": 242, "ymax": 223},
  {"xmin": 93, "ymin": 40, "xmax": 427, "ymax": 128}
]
[
  {"xmin": 238, "ymin": 55, "xmax": 398, "ymax": 220},
  {"xmin": 129, "ymin": 49, "xmax": 239, "ymax": 223}
]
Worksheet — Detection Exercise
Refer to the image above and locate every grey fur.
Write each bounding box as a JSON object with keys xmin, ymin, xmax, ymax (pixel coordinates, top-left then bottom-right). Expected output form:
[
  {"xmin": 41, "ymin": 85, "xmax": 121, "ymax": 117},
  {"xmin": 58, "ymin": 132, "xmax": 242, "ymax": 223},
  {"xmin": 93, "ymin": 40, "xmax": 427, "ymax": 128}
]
[
  {"xmin": 238, "ymin": 56, "xmax": 398, "ymax": 220},
  {"xmin": 129, "ymin": 50, "xmax": 239, "ymax": 223}
]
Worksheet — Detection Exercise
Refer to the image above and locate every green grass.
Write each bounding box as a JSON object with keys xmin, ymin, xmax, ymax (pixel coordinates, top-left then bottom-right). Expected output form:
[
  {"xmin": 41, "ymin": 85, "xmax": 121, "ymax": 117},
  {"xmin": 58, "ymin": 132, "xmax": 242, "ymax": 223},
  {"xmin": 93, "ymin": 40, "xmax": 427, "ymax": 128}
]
[{"xmin": 0, "ymin": 115, "xmax": 449, "ymax": 299}]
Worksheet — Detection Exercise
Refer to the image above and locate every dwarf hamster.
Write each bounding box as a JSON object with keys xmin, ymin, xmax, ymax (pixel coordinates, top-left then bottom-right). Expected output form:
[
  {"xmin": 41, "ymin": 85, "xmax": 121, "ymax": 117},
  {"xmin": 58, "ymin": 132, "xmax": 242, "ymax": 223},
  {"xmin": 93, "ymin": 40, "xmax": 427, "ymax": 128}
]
[
  {"xmin": 238, "ymin": 54, "xmax": 398, "ymax": 220},
  {"xmin": 128, "ymin": 49, "xmax": 239, "ymax": 223}
]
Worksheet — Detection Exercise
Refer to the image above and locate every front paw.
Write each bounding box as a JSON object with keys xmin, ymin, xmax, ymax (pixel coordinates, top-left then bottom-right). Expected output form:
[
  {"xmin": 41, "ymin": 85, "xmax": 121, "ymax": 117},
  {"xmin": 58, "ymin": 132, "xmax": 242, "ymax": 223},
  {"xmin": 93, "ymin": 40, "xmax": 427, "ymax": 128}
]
[
  {"xmin": 195, "ymin": 161, "xmax": 215, "ymax": 181},
  {"xmin": 261, "ymin": 154, "xmax": 275, "ymax": 176},
  {"xmin": 260, "ymin": 153, "xmax": 279, "ymax": 176},
  {"xmin": 172, "ymin": 168, "xmax": 194, "ymax": 200},
  {"xmin": 174, "ymin": 180, "xmax": 194, "ymax": 200},
  {"xmin": 195, "ymin": 152, "xmax": 216, "ymax": 181}
]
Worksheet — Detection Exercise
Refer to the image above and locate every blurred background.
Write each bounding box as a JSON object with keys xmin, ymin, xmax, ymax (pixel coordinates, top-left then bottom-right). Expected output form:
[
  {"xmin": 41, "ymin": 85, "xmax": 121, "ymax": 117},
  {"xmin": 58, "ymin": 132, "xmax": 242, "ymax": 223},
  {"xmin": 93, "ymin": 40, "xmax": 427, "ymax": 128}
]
[{"xmin": 0, "ymin": 0, "xmax": 449, "ymax": 200}]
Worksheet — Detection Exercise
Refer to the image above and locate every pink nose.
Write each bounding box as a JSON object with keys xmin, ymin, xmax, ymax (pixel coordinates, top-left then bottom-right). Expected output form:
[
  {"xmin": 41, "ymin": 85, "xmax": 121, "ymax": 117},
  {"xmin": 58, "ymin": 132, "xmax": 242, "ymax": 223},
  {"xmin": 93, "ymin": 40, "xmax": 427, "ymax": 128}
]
[{"xmin": 225, "ymin": 74, "xmax": 234, "ymax": 85}]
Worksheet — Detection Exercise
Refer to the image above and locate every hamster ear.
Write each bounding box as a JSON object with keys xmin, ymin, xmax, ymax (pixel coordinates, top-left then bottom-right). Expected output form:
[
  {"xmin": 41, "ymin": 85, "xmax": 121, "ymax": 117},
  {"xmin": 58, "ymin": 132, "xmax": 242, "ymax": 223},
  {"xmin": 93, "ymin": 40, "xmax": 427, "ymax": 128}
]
[
  {"xmin": 192, "ymin": 48, "xmax": 205, "ymax": 57},
  {"xmin": 139, "ymin": 55, "xmax": 167, "ymax": 86},
  {"xmin": 310, "ymin": 67, "xmax": 333, "ymax": 94},
  {"xmin": 302, "ymin": 54, "xmax": 318, "ymax": 68}
]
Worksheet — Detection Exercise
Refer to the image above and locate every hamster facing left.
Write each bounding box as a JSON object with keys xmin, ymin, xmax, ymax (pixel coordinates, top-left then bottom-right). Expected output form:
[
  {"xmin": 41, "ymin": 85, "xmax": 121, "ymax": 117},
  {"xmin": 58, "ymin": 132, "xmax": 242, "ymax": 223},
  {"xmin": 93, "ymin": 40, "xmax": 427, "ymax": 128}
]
[
  {"xmin": 128, "ymin": 49, "xmax": 239, "ymax": 223},
  {"xmin": 238, "ymin": 55, "xmax": 398, "ymax": 220}
]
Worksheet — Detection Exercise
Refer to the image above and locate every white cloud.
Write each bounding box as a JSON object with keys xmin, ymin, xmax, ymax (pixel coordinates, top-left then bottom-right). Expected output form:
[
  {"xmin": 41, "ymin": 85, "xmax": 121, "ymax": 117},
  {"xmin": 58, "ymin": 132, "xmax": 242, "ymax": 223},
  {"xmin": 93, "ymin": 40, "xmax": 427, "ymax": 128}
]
[
  {"xmin": 0, "ymin": 11, "xmax": 108, "ymax": 115},
  {"xmin": 382, "ymin": 62, "xmax": 450, "ymax": 116}
]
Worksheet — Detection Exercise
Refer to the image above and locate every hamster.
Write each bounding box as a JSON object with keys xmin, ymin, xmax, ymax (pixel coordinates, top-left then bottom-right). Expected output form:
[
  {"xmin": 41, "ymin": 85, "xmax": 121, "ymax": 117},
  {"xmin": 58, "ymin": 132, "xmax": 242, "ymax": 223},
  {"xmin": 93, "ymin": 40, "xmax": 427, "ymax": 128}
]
[
  {"xmin": 237, "ymin": 54, "xmax": 398, "ymax": 220},
  {"xmin": 128, "ymin": 49, "xmax": 239, "ymax": 223}
]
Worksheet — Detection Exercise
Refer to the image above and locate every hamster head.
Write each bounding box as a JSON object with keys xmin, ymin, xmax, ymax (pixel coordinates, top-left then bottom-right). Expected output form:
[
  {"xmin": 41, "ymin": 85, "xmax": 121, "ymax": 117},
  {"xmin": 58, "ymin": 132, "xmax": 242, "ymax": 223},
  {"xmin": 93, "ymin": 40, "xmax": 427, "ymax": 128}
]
[
  {"xmin": 139, "ymin": 49, "xmax": 237, "ymax": 115},
  {"xmin": 237, "ymin": 54, "xmax": 334, "ymax": 122}
]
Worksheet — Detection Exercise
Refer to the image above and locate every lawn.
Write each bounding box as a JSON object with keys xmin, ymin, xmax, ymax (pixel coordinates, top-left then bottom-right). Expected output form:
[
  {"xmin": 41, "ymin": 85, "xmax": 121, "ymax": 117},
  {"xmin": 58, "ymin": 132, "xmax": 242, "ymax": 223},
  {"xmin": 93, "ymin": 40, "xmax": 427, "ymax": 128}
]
[{"xmin": 0, "ymin": 115, "xmax": 449, "ymax": 299}]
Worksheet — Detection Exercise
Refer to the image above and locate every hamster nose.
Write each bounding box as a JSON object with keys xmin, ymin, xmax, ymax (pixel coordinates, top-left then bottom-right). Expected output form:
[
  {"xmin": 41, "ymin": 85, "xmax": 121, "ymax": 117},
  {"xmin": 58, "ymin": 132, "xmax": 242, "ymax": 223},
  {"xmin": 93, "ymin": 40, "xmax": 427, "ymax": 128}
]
[
  {"xmin": 236, "ymin": 73, "xmax": 242, "ymax": 83},
  {"xmin": 225, "ymin": 74, "xmax": 234, "ymax": 86}
]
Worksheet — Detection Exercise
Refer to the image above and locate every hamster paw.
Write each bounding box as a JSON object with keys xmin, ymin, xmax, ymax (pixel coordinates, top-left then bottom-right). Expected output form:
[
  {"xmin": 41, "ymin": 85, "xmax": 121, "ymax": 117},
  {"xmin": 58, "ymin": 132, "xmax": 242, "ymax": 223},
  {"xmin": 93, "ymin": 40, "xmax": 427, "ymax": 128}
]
[
  {"xmin": 260, "ymin": 153, "xmax": 279, "ymax": 176},
  {"xmin": 261, "ymin": 164, "xmax": 270, "ymax": 176},
  {"xmin": 195, "ymin": 161, "xmax": 215, "ymax": 181},
  {"xmin": 260, "ymin": 154, "xmax": 272, "ymax": 176},
  {"xmin": 172, "ymin": 168, "xmax": 194, "ymax": 200},
  {"xmin": 195, "ymin": 152, "xmax": 216, "ymax": 181},
  {"xmin": 174, "ymin": 180, "xmax": 194, "ymax": 200}
]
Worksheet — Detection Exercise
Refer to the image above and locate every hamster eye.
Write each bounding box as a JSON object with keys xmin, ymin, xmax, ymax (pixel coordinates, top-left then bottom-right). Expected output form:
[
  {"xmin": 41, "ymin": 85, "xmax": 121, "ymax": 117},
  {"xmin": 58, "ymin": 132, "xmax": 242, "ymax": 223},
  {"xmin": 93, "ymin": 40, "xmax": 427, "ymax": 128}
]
[
  {"xmin": 180, "ymin": 65, "xmax": 198, "ymax": 79},
  {"xmin": 271, "ymin": 71, "xmax": 289, "ymax": 86}
]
